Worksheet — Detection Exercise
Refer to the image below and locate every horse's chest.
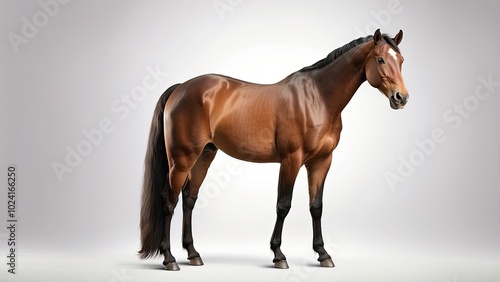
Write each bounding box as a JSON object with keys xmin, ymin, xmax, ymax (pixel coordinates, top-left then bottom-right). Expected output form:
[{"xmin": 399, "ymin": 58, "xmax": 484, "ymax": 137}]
[{"xmin": 303, "ymin": 120, "xmax": 342, "ymax": 156}]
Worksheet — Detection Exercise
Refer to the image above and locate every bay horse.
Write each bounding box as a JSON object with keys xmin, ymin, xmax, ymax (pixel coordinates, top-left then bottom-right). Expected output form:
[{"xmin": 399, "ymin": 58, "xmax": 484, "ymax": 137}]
[{"xmin": 139, "ymin": 29, "xmax": 409, "ymax": 270}]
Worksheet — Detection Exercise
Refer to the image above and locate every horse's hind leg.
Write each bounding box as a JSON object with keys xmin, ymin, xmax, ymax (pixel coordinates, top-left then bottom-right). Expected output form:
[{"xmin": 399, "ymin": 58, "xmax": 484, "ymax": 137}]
[
  {"xmin": 162, "ymin": 145, "xmax": 205, "ymax": 271},
  {"xmin": 161, "ymin": 185, "xmax": 180, "ymax": 271},
  {"xmin": 182, "ymin": 144, "xmax": 218, "ymax": 266}
]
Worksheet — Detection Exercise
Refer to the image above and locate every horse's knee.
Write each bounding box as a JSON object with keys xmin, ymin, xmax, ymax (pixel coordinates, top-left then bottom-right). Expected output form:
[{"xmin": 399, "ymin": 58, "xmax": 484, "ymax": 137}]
[
  {"xmin": 163, "ymin": 199, "xmax": 178, "ymax": 214},
  {"xmin": 309, "ymin": 202, "xmax": 323, "ymax": 219},
  {"xmin": 276, "ymin": 201, "xmax": 291, "ymax": 218},
  {"xmin": 182, "ymin": 194, "xmax": 198, "ymax": 210}
]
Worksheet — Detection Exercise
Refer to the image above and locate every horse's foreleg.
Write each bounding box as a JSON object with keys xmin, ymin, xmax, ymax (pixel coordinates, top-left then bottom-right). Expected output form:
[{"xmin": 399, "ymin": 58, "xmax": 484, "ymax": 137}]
[
  {"xmin": 270, "ymin": 153, "xmax": 302, "ymax": 269},
  {"xmin": 306, "ymin": 154, "xmax": 335, "ymax": 267},
  {"xmin": 182, "ymin": 144, "xmax": 218, "ymax": 266}
]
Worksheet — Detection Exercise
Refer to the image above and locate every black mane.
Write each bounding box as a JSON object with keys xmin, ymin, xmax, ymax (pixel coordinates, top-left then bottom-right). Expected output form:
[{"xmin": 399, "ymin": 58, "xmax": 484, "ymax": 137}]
[{"xmin": 299, "ymin": 34, "xmax": 399, "ymax": 72}]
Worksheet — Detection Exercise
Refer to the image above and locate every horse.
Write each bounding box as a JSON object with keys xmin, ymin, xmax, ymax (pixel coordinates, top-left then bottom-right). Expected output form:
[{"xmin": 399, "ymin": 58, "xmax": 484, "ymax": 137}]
[{"xmin": 139, "ymin": 29, "xmax": 409, "ymax": 271}]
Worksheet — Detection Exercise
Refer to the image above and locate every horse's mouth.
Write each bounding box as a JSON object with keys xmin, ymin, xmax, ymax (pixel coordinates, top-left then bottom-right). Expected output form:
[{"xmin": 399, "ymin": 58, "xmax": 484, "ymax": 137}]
[{"xmin": 390, "ymin": 96, "xmax": 406, "ymax": 110}]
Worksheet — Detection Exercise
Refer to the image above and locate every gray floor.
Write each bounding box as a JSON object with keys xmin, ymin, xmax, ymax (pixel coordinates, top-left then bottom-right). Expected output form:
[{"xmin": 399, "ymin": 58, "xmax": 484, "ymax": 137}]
[{"xmin": 3, "ymin": 247, "xmax": 499, "ymax": 282}]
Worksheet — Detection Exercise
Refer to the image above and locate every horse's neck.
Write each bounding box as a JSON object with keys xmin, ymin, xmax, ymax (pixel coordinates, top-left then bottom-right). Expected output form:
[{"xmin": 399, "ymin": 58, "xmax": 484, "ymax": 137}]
[{"xmin": 313, "ymin": 43, "xmax": 371, "ymax": 118}]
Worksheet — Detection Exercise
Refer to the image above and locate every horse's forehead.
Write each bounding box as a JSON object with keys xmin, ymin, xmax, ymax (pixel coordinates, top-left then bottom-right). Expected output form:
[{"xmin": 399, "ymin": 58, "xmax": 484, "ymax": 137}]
[
  {"xmin": 387, "ymin": 48, "xmax": 398, "ymax": 62},
  {"xmin": 374, "ymin": 42, "xmax": 388, "ymax": 53},
  {"xmin": 374, "ymin": 43, "xmax": 401, "ymax": 61}
]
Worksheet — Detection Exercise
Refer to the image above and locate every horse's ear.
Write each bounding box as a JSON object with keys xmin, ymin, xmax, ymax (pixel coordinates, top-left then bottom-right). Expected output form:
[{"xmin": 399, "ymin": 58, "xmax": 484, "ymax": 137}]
[
  {"xmin": 393, "ymin": 30, "xmax": 403, "ymax": 45},
  {"xmin": 373, "ymin": 29, "xmax": 382, "ymax": 44}
]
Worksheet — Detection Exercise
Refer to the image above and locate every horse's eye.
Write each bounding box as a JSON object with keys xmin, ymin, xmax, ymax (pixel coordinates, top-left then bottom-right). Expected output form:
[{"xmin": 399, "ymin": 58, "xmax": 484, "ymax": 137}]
[{"xmin": 377, "ymin": 57, "xmax": 385, "ymax": 64}]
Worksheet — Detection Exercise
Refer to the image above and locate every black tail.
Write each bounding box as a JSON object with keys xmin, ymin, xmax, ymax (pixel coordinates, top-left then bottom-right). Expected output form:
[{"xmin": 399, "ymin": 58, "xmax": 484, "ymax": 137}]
[{"xmin": 139, "ymin": 84, "xmax": 180, "ymax": 259}]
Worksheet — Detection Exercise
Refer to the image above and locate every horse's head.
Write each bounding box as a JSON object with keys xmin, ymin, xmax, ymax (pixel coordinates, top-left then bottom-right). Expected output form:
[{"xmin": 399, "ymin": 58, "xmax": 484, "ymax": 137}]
[{"xmin": 365, "ymin": 29, "xmax": 409, "ymax": 110}]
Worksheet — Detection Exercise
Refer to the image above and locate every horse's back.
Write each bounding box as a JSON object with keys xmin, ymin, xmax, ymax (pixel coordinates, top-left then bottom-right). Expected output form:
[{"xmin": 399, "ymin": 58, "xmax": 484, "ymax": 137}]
[
  {"xmin": 164, "ymin": 73, "xmax": 343, "ymax": 163},
  {"xmin": 164, "ymin": 74, "xmax": 282, "ymax": 162}
]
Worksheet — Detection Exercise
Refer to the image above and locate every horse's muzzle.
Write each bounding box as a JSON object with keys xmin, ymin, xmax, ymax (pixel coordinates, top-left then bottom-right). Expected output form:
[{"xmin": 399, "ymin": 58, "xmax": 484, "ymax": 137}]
[{"xmin": 390, "ymin": 92, "xmax": 409, "ymax": 109}]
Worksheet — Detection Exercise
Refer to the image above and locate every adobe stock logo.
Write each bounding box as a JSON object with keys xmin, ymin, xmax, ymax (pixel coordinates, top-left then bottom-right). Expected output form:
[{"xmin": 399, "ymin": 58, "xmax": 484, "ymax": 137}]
[
  {"xmin": 7, "ymin": 0, "xmax": 71, "ymax": 54},
  {"xmin": 385, "ymin": 75, "xmax": 500, "ymax": 191},
  {"xmin": 353, "ymin": 0, "xmax": 404, "ymax": 38},
  {"xmin": 213, "ymin": 0, "xmax": 242, "ymax": 20},
  {"xmin": 51, "ymin": 65, "xmax": 168, "ymax": 183},
  {"xmin": 193, "ymin": 159, "xmax": 243, "ymax": 215}
]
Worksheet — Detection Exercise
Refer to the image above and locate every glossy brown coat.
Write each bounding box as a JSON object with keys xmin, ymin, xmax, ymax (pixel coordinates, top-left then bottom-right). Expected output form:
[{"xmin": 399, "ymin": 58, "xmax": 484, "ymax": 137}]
[{"xmin": 139, "ymin": 29, "xmax": 409, "ymax": 270}]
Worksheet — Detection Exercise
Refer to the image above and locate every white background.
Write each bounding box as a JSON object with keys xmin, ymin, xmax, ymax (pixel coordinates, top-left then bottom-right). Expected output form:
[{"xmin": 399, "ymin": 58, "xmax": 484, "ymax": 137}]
[{"xmin": 1, "ymin": 1, "xmax": 499, "ymax": 281}]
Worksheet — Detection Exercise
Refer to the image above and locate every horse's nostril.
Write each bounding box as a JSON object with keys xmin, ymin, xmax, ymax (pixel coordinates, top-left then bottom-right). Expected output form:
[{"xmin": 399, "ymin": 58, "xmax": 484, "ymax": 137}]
[{"xmin": 395, "ymin": 92, "xmax": 402, "ymax": 101}]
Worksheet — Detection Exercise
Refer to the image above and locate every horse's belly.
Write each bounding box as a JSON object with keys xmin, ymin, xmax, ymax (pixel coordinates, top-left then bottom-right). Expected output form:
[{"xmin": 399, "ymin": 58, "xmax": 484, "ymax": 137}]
[{"xmin": 211, "ymin": 118, "xmax": 279, "ymax": 163}]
